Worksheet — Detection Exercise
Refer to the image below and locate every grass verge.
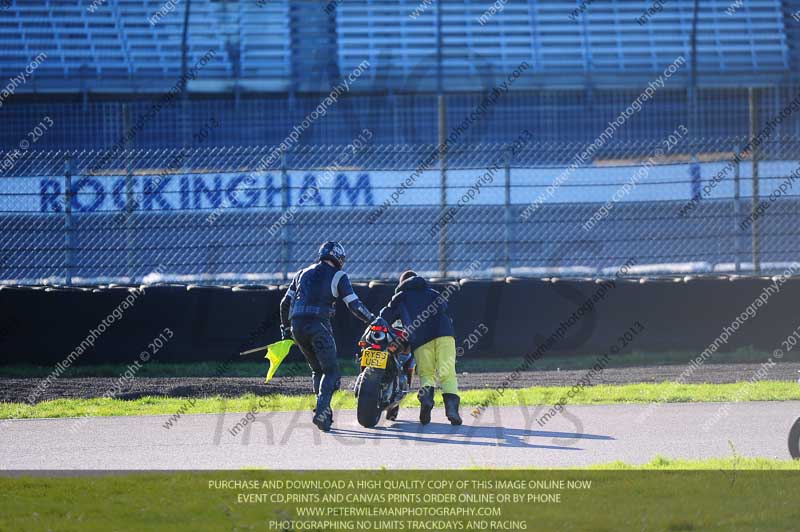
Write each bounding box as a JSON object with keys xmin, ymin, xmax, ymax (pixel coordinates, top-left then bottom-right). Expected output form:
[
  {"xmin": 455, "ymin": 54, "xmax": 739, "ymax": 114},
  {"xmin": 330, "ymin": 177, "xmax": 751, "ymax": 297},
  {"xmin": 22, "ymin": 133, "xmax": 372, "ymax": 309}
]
[
  {"xmin": 1, "ymin": 464, "xmax": 799, "ymax": 531},
  {"xmin": 586, "ymin": 455, "xmax": 800, "ymax": 470},
  {"xmin": 2, "ymin": 380, "xmax": 799, "ymax": 420},
  {"xmin": 2, "ymin": 347, "xmax": 797, "ymax": 378}
]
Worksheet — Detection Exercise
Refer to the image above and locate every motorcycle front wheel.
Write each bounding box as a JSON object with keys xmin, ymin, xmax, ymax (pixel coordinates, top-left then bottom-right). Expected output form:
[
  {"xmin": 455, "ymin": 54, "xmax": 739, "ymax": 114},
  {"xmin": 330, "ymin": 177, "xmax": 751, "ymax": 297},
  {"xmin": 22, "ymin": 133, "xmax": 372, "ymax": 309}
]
[{"xmin": 790, "ymin": 417, "xmax": 800, "ymax": 459}]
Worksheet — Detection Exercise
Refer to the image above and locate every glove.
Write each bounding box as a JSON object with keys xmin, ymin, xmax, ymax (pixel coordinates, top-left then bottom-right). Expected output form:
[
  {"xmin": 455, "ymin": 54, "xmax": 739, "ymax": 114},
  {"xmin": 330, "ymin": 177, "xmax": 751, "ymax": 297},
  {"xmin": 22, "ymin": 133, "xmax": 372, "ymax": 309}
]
[
  {"xmin": 349, "ymin": 299, "xmax": 375, "ymax": 324},
  {"xmin": 280, "ymin": 325, "xmax": 293, "ymax": 340}
]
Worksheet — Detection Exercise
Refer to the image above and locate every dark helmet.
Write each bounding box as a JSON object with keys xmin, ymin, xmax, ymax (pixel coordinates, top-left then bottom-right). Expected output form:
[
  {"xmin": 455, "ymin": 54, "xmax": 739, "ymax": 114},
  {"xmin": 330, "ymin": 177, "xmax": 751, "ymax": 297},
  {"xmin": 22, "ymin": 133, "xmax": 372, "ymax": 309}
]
[{"xmin": 317, "ymin": 241, "xmax": 346, "ymax": 269}]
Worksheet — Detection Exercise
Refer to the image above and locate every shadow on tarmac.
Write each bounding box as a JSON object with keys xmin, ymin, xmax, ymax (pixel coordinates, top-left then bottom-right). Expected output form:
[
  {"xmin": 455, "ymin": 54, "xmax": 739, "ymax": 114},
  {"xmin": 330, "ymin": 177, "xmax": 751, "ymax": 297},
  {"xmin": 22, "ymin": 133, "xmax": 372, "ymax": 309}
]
[{"xmin": 331, "ymin": 420, "xmax": 614, "ymax": 451}]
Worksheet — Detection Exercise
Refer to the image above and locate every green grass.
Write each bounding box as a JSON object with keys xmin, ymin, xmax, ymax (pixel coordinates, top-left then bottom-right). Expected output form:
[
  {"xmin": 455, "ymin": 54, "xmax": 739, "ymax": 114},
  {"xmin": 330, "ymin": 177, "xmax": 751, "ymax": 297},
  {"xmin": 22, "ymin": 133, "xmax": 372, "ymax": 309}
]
[
  {"xmin": 586, "ymin": 455, "xmax": 800, "ymax": 470},
  {"xmin": 2, "ymin": 347, "xmax": 796, "ymax": 378},
  {"xmin": 2, "ymin": 380, "xmax": 799, "ymax": 420},
  {"xmin": 2, "ymin": 465, "xmax": 800, "ymax": 531}
]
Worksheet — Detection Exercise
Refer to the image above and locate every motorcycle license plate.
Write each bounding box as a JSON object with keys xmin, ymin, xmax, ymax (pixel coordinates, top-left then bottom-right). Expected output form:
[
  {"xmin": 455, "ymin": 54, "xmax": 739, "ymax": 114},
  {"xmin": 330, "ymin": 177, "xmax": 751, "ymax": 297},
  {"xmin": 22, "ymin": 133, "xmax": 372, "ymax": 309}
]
[{"xmin": 361, "ymin": 349, "xmax": 389, "ymax": 369}]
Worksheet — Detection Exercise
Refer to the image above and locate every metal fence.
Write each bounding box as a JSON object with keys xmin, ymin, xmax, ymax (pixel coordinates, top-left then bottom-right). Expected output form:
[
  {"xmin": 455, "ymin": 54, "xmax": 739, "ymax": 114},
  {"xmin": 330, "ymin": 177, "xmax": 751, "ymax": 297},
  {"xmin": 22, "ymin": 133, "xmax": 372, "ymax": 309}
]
[
  {"xmin": 4, "ymin": 87, "xmax": 800, "ymax": 150},
  {"xmin": 2, "ymin": 134, "xmax": 800, "ymax": 286}
]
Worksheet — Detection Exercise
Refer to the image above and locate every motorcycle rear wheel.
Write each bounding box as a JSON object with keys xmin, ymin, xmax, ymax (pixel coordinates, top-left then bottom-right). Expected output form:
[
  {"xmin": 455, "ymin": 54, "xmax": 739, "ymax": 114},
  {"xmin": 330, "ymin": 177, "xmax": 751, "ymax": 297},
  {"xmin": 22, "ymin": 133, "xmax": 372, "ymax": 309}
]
[{"xmin": 356, "ymin": 368, "xmax": 384, "ymax": 428}]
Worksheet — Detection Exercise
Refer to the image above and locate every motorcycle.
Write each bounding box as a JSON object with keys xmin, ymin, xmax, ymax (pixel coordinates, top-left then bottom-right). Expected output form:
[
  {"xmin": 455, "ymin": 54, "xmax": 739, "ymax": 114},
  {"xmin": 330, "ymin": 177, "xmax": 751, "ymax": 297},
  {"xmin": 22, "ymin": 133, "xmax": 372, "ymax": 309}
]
[
  {"xmin": 790, "ymin": 371, "xmax": 800, "ymax": 459},
  {"xmin": 353, "ymin": 318, "xmax": 415, "ymax": 428}
]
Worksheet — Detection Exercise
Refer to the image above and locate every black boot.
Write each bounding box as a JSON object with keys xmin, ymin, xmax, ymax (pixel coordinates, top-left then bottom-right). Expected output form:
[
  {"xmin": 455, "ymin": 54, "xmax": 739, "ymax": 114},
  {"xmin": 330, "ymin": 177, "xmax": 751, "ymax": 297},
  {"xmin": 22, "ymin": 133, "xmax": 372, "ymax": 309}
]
[
  {"xmin": 313, "ymin": 406, "xmax": 333, "ymax": 432},
  {"xmin": 386, "ymin": 405, "xmax": 399, "ymax": 421},
  {"xmin": 443, "ymin": 393, "xmax": 462, "ymax": 426},
  {"xmin": 311, "ymin": 407, "xmax": 333, "ymax": 425},
  {"xmin": 313, "ymin": 388, "xmax": 334, "ymax": 432},
  {"xmin": 312, "ymin": 374, "xmax": 337, "ymax": 424},
  {"xmin": 418, "ymin": 386, "xmax": 434, "ymax": 425}
]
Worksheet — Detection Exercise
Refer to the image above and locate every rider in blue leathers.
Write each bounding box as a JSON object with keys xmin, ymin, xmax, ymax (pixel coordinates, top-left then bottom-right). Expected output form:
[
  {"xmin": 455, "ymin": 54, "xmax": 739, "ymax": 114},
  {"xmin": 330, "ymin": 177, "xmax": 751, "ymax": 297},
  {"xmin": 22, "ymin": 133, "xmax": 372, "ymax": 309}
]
[{"xmin": 279, "ymin": 242, "xmax": 375, "ymax": 432}]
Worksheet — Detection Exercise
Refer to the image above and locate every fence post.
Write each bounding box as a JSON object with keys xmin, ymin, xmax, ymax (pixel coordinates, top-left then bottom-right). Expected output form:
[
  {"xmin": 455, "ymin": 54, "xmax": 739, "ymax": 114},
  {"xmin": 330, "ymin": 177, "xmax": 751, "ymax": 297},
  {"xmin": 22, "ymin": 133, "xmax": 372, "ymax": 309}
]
[
  {"xmin": 733, "ymin": 142, "xmax": 741, "ymax": 274},
  {"xmin": 205, "ymin": 241, "xmax": 219, "ymax": 281},
  {"xmin": 125, "ymin": 166, "xmax": 134, "ymax": 282},
  {"xmin": 503, "ymin": 146, "xmax": 512, "ymax": 277},
  {"xmin": 749, "ymin": 88, "xmax": 761, "ymax": 274},
  {"xmin": 122, "ymin": 104, "xmax": 135, "ymax": 281},
  {"xmin": 64, "ymin": 156, "xmax": 75, "ymax": 286},
  {"xmin": 280, "ymin": 152, "xmax": 290, "ymax": 281},
  {"xmin": 437, "ymin": 94, "xmax": 448, "ymax": 278}
]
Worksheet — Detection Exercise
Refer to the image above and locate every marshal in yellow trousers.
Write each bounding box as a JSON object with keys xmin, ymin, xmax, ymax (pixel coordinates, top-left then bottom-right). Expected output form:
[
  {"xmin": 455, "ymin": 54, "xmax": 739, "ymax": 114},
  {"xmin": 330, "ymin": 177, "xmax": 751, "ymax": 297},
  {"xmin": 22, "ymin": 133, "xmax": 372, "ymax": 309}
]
[{"xmin": 414, "ymin": 336, "xmax": 458, "ymax": 394}]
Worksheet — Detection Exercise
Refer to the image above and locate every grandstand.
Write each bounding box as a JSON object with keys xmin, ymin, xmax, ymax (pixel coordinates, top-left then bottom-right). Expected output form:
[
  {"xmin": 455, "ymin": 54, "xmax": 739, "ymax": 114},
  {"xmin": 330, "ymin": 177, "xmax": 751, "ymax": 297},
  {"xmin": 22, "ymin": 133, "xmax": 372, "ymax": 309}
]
[
  {"xmin": 1, "ymin": 1, "xmax": 794, "ymax": 88},
  {"xmin": 0, "ymin": 0, "xmax": 798, "ymax": 148}
]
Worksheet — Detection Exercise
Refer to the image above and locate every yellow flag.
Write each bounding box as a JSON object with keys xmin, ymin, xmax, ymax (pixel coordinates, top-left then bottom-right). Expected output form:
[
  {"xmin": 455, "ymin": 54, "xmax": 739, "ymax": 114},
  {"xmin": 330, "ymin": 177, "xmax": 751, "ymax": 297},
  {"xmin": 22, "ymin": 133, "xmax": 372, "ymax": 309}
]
[{"xmin": 264, "ymin": 339, "xmax": 294, "ymax": 383}]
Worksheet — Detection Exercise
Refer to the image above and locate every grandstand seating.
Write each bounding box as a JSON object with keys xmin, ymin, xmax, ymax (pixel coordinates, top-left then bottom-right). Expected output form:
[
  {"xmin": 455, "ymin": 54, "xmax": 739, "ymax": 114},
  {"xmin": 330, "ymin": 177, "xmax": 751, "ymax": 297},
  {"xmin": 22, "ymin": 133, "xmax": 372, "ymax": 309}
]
[
  {"xmin": 337, "ymin": 0, "xmax": 790, "ymax": 88},
  {"xmin": 0, "ymin": 0, "xmax": 794, "ymax": 93},
  {"xmin": 0, "ymin": 0, "xmax": 291, "ymax": 90},
  {"xmin": 0, "ymin": 1, "xmax": 797, "ymax": 149}
]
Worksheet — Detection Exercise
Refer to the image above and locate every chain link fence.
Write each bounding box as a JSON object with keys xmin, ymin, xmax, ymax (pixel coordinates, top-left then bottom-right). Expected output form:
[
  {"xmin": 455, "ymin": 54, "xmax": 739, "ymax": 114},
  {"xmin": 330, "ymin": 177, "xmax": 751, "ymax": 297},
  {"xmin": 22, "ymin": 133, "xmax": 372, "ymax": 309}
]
[
  {"xmin": 4, "ymin": 87, "xmax": 800, "ymax": 150},
  {"xmin": 1, "ymin": 135, "xmax": 799, "ymax": 286}
]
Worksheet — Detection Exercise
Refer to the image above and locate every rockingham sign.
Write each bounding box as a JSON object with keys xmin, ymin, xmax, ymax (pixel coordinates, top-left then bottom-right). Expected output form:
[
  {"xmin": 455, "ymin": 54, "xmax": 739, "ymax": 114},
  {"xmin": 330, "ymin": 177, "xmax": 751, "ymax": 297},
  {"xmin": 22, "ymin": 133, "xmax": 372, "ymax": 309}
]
[{"xmin": 5, "ymin": 159, "xmax": 800, "ymax": 214}]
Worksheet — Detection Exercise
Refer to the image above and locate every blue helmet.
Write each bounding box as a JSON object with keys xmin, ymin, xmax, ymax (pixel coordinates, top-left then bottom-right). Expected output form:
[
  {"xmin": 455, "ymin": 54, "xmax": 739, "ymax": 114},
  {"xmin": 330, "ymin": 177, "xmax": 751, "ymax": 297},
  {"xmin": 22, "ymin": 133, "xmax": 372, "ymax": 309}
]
[{"xmin": 317, "ymin": 241, "xmax": 346, "ymax": 269}]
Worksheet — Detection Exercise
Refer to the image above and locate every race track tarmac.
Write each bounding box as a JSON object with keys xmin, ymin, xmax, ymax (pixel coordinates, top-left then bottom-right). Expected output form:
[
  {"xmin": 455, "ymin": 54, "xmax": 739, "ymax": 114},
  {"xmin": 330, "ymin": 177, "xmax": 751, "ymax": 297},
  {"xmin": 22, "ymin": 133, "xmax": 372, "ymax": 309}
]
[{"xmin": 2, "ymin": 401, "xmax": 798, "ymax": 470}]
